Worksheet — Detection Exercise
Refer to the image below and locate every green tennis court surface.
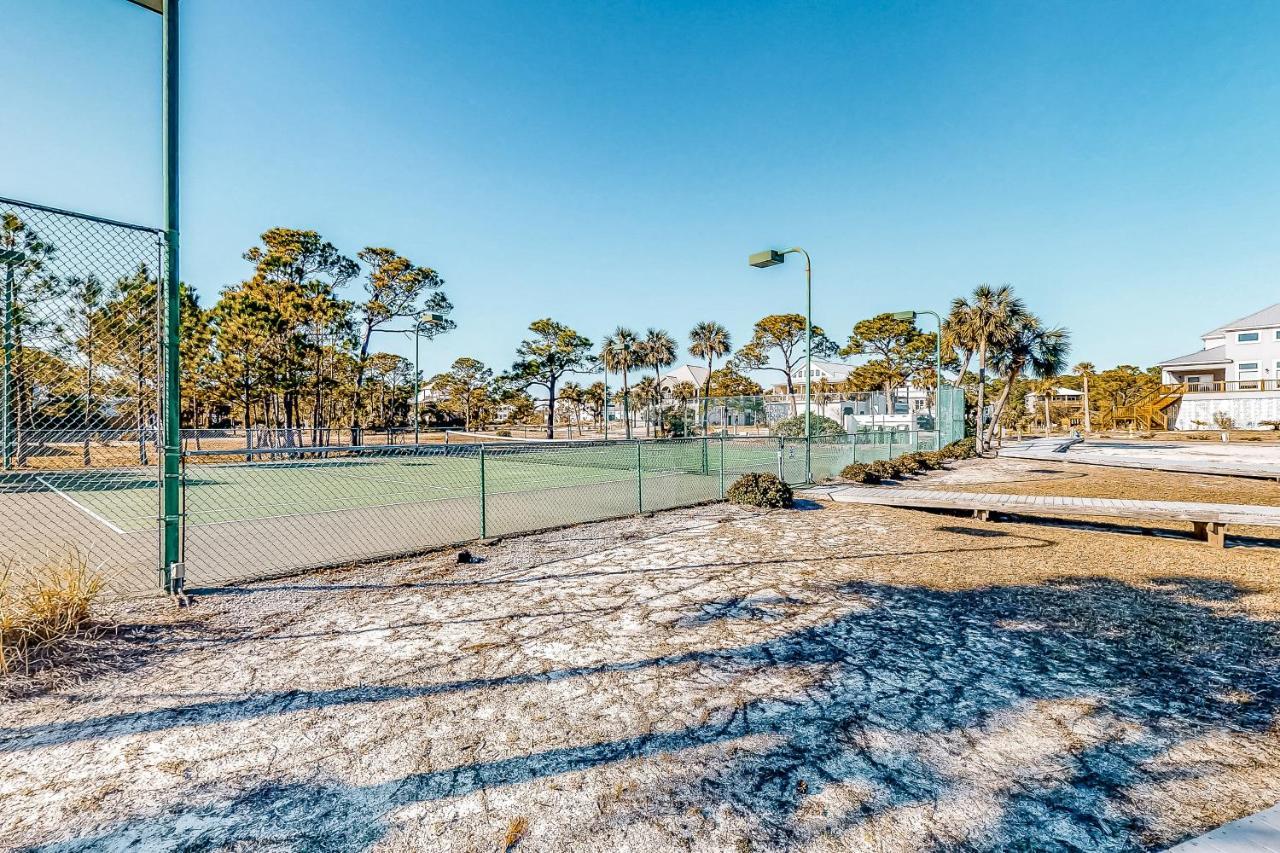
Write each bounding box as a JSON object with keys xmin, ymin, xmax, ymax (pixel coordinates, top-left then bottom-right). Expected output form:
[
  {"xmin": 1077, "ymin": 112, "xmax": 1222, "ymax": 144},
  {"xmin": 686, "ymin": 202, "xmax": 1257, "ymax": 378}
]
[{"xmin": 26, "ymin": 440, "xmax": 801, "ymax": 533}]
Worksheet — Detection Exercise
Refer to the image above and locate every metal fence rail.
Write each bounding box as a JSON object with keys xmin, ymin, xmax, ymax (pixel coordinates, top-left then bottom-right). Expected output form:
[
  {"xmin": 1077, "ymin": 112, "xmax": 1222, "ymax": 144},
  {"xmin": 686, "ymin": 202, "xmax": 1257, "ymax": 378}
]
[{"xmin": 0, "ymin": 197, "xmax": 166, "ymax": 593}]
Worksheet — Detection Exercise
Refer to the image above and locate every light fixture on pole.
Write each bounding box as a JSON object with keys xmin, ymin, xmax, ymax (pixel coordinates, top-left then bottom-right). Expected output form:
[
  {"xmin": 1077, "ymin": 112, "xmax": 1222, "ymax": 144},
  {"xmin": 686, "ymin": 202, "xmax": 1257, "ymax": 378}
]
[
  {"xmin": 410, "ymin": 312, "xmax": 446, "ymax": 445},
  {"xmin": 749, "ymin": 247, "xmax": 812, "ymax": 483},
  {"xmin": 892, "ymin": 310, "xmax": 944, "ymax": 435}
]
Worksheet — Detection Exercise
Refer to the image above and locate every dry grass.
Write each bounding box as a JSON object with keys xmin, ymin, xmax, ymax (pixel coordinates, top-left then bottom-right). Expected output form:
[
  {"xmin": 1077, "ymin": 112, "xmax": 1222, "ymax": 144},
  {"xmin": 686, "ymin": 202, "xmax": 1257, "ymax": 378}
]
[
  {"xmin": 1, "ymin": 553, "xmax": 104, "ymax": 691},
  {"xmin": 501, "ymin": 816, "xmax": 529, "ymax": 850}
]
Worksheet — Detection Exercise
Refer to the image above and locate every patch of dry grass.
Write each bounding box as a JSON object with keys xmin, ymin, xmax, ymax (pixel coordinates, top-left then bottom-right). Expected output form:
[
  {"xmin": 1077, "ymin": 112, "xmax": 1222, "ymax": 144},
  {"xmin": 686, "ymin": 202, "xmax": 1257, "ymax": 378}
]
[{"xmin": 1, "ymin": 553, "xmax": 104, "ymax": 694}]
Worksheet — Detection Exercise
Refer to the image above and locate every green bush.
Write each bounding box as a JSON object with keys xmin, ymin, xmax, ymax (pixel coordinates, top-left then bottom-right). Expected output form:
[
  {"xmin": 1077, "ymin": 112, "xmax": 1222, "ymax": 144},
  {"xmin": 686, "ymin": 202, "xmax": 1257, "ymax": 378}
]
[
  {"xmin": 840, "ymin": 462, "xmax": 882, "ymax": 484},
  {"xmin": 941, "ymin": 437, "xmax": 977, "ymax": 459},
  {"xmin": 892, "ymin": 454, "xmax": 922, "ymax": 476},
  {"xmin": 774, "ymin": 414, "xmax": 845, "ymax": 438},
  {"xmin": 916, "ymin": 450, "xmax": 947, "ymax": 469},
  {"xmin": 866, "ymin": 460, "xmax": 897, "ymax": 481},
  {"xmin": 496, "ymin": 429, "xmax": 512, "ymax": 437},
  {"xmin": 725, "ymin": 472, "xmax": 794, "ymax": 508}
]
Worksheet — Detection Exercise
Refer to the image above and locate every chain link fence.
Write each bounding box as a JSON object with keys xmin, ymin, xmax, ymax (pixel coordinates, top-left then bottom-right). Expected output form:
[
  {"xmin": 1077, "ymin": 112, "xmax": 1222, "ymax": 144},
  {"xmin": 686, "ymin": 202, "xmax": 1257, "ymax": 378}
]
[
  {"xmin": 0, "ymin": 197, "xmax": 166, "ymax": 595},
  {"xmin": 178, "ymin": 428, "xmax": 962, "ymax": 591},
  {"xmin": 0, "ymin": 193, "xmax": 970, "ymax": 597}
]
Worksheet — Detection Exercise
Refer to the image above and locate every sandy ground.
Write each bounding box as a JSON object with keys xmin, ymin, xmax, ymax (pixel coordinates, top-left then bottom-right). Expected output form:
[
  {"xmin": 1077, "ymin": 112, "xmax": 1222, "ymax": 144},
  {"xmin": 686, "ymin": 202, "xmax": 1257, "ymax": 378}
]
[
  {"xmin": 1011, "ymin": 437, "xmax": 1280, "ymax": 470},
  {"xmin": 2, "ymin": 475, "xmax": 1280, "ymax": 852}
]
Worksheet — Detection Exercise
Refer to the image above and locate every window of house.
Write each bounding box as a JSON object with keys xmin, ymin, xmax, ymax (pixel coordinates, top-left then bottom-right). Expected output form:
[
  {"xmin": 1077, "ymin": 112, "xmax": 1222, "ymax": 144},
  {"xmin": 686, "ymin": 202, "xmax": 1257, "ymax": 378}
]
[
  {"xmin": 1239, "ymin": 362, "xmax": 1259, "ymax": 371},
  {"xmin": 1237, "ymin": 332, "xmax": 1260, "ymax": 343}
]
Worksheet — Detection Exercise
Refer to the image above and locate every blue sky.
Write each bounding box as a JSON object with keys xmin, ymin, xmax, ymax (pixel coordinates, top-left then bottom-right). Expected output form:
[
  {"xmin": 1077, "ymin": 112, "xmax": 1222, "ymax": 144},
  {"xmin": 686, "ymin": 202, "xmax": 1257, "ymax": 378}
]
[{"xmin": 5, "ymin": 0, "xmax": 1280, "ymax": 381}]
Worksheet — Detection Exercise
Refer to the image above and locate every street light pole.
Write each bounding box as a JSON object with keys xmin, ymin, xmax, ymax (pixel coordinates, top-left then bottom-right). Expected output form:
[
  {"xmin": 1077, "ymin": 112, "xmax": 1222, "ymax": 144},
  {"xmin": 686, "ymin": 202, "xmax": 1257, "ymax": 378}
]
[
  {"xmin": 892, "ymin": 309, "xmax": 944, "ymax": 433},
  {"xmin": 749, "ymin": 247, "xmax": 813, "ymax": 483}
]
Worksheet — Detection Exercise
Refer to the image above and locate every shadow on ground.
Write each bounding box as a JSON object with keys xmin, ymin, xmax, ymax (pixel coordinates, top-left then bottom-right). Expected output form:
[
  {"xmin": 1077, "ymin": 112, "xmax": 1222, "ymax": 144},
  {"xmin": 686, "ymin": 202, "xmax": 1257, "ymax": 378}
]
[{"xmin": 12, "ymin": 575, "xmax": 1280, "ymax": 852}]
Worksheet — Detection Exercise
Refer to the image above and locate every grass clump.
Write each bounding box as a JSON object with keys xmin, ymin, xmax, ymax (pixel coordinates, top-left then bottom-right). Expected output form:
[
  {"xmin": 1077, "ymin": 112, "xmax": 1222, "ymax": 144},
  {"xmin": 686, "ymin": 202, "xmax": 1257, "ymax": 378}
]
[
  {"xmin": 726, "ymin": 472, "xmax": 794, "ymax": 508},
  {"xmin": 866, "ymin": 460, "xmax": 898, "ymax": 481},
  {"xmin": 1, "ymin": 554, "xmax": 103, "ymax": 682},
  {"xmin": 840, "ymin": 462, "xmax": 882, "ymax": 484}
]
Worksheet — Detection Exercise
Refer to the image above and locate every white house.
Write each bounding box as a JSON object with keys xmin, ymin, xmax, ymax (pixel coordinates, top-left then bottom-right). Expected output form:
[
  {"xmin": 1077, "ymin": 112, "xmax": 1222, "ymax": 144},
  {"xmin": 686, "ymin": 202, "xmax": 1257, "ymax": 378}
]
[
  {"xmin": 659, "ymin": 364, "xmax": 710, "ymax": 394},
  {"xmin": 1156, "ymin": 303, "xmax": 1280, "ymax": 429}
]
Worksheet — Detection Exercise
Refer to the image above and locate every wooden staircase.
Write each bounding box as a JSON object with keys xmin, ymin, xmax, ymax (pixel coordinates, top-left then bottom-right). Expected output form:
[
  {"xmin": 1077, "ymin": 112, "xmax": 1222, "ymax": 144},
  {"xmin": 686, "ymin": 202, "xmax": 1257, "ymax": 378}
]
[{"xmin": 1095, "ymin": 384, "xmax": 1185, "ymax": 431}]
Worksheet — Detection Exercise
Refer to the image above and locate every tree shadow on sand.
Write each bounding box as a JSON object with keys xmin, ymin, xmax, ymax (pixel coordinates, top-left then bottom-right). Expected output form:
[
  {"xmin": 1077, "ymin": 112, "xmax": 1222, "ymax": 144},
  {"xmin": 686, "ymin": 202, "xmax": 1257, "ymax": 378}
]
[{"xmin": 16, "ymin": 576, "xmax": 1280, "ymax": 852}]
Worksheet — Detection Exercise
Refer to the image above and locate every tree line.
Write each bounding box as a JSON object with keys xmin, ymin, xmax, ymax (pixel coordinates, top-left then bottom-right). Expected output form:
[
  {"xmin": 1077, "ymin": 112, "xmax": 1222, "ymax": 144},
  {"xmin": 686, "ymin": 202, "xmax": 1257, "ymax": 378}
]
[{"xmin": 8, "ymin": 209, "xmax": 1165, "ymax": 453}]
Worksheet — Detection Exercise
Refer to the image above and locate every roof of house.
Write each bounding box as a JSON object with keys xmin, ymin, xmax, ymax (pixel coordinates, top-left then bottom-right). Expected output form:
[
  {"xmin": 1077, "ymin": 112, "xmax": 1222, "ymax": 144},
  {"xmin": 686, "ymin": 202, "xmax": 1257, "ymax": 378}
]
[
  {"xmin": 1202, "ymin": 303, "xmax": 1280, "ymax": 337},
  {"xmin": 1033, "ymin": 387, "xmax": 1084, "ymax": 397},
  {"xmin": 1157, "ymin": 344, "xmax": 1231, "ymax": 368},
  {"xmin": 790, "ymin": 360, "xmax": 854, "ymax": 381},
  {"xmin": 659, "ymin": 365, "xmax": 710, "ymax": 387}
]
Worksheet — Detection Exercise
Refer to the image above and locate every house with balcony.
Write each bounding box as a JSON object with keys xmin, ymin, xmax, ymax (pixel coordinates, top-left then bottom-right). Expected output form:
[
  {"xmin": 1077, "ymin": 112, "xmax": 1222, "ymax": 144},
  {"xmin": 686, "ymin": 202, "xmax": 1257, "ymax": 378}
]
[{"xmin": 1155, "ymin": 303, "xmax": 1280, "ymax": 429}]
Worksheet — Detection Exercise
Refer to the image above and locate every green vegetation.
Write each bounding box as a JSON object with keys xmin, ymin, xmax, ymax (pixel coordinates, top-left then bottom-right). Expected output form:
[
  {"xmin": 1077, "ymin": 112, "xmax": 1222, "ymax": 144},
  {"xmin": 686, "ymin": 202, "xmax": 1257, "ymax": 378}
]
[{"xmin": 725, "ymin": 472, "xmax": 793, "ymax": 509}]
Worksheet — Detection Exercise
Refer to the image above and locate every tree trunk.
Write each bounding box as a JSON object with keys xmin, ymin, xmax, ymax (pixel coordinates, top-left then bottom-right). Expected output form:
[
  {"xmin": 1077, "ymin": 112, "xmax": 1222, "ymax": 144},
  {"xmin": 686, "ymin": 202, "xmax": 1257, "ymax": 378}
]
[
  {"xmin": 976, "ymin": 342, "xmax": 987, "ymax": 452},
  {"xmin": 622, "ymin": 367, "xmax": 631, "ymax": 440},
  {"xmin": 546, "ymin": 377, "xmax": 557, "ymax": 440},
  {"xmin": 1082, "ymin": 375, "xmax": 1092, "ymax": 432}
]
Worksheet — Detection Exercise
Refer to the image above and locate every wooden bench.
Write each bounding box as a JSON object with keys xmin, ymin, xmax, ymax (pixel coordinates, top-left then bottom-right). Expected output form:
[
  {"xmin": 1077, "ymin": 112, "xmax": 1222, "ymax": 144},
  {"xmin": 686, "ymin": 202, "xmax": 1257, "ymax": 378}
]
[{"xmin": 802, "ymin": 486, "xmax": 1280, "ymax": 547}]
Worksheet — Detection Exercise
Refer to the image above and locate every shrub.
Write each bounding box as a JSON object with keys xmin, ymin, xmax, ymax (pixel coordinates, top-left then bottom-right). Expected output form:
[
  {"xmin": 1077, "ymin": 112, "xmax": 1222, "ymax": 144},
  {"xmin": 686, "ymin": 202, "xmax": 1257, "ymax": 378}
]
[
  {"xmin": 1260, "ymin": 420, "xmax": 1280, "ymax": 431},
  {"xmin": 1213, "ymin": 412, "xmax": 1235, "ymax": 430},
  {"xmin": 496, "ymin": 429, "xmax": 512, "ymax": 437},
  {"xmin": 866, "ymin": 460, "xmax": 897, "ymax": 481},
  {"xmin": 725, "ymin": 472, "xmax": 793, "ymax": 508},
  {"xmin": 941, "ymin": 437, "xmax": 977, "ymax": 459},
  {"xmin": 840, "ymin": 462, "xmax": 882, "ymax": 484},
  {"xmin": 892, "ymin": 454, "xmax": 922, "ymax": 476},
  {"xmin": 1, "ymin": 554, "xmax": 102, "ymax": 680},
  {"xmin": 774, "ymin": 414, "xmax": 845, "ymax": 438},
  {"xmin": 919, "ymin": 450, "xmax": 948, "ymax": 469}
]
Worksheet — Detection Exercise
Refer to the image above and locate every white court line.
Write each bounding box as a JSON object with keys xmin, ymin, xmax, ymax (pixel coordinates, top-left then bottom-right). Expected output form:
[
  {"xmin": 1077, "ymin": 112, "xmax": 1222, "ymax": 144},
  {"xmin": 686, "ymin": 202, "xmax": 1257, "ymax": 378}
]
[{"xmin": 37, "ymin": 476, "xmax": 128, "ymax": 536}]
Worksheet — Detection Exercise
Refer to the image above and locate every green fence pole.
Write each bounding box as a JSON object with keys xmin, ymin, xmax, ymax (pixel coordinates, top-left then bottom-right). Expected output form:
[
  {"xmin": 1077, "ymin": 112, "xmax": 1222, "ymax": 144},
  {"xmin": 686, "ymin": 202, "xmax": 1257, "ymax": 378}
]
[
  {"xmin": 719, "ymin": 434, "xmax": 725, "ymax": 498},
  {"xmin": 478, "ymin": 443, "xmax": 487, "ymax": 538},
  {"xmin": 777, "ymin": 436, "xmax": 784, "ymax": 481},
  {"xmin": 160, "ymin": 0, "xmax": 183, "ymax": 593},
  {"xmin": 1, "ymin": 257, "xmax": 14, "ymax": 471},
  {"xmin": 636, "ymin": 440, "xmax": 643, "ymax": 513}
]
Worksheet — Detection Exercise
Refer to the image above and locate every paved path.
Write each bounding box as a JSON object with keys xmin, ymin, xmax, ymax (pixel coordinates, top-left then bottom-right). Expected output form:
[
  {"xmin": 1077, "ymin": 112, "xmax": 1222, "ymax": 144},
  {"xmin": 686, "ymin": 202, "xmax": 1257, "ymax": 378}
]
[
  {"xmin": 1166, "ymin": 803, "xmax": 1280, "ymax": 851},
  {"xmin": 999, "ymin": 440, "xmax": 1280, "ymax": 480},
  {"xmin": 800, "ymin": 485, "xmax": 1280, "ymax": 545}
]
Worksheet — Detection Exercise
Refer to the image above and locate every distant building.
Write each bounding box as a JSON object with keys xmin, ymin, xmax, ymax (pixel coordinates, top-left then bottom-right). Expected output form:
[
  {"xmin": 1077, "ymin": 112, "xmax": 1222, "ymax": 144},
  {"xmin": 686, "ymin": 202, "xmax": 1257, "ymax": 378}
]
[
  {"xmin": 659, "ymin": 365, "xmax": 710, "ymax": 393},
  {"xmin": 1155, "ymin": 302, "xmax": 1280, "ymax": 429}
]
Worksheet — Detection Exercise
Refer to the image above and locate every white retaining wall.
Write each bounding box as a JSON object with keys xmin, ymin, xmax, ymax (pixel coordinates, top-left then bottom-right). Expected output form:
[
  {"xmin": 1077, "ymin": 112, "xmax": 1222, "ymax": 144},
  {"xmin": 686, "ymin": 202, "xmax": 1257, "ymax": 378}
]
[{"xmin": 1173, "ymin": 392, "xmax": 1280, "ymax": 430}]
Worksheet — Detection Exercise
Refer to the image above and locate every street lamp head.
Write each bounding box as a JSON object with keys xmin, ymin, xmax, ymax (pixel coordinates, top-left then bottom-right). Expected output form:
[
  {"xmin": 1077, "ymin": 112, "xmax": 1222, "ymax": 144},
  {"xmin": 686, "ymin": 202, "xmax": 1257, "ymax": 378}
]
[
  {"xmin": 891, "ymin": 310, "xmax": 917, "ymax": 321},
  {"xmin": 420, "ymin": 312, "xmax": 446, "ymax": 324},
  {"xmin": 748, "ymin": 249, "xmax": 785, "ymax": 269}
]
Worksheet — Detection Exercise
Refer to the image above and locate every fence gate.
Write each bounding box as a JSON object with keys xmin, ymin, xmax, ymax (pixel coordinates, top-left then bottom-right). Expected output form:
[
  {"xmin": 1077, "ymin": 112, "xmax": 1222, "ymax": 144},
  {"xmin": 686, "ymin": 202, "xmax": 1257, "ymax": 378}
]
[
  {"xmin": 0, "ymin": 196, "xmax": 167, "ymax": 596},
  {"xmin": 938, "ymin": 385, "xmax": 968, "ymax": 446}
]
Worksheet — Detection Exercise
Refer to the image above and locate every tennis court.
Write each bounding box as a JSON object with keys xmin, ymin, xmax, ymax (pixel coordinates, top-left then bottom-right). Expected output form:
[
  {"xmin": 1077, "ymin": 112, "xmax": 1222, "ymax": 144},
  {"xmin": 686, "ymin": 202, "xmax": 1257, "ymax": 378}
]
[{"xmin": 9, "ymin": 432, "xmax": 936, "ymax": 595}]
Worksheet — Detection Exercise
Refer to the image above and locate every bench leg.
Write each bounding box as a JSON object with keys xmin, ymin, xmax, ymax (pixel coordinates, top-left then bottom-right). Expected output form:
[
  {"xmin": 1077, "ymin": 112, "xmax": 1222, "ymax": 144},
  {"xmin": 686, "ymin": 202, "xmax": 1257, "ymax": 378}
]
[
  {"xmin": 1192, "ymin": 521, "xmax": 1227, "ymax": 548},
  {"xmin": 973, "ymin": 509, "xmax": 991, "ymax": 522}
]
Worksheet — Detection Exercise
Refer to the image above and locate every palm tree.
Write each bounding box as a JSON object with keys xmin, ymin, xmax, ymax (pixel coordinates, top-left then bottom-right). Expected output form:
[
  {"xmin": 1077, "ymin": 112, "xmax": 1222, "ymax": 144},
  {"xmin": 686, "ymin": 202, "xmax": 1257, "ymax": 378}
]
[
  {"xmin": 634, "ymin": 376, "xmax": 662, "ymax": 437},
  {"xmin": 985, "ymin": 315, "xmax": 1071, "ymax": 447},
  {"xmin": 951, "ymin": 284, "xmax": 1026, "ymax": 453},
  {"xmin": 1074, "ymin": 362, "xmax": 1095, "ymax": 432},
  {"xmin": 688, "ymin": 321, "xmax": 731, "ymax": 432},
  {"xmin": 600, "ymin": 327, "xmax": 640, "ymax": 439},
  {"xmin": 559, "ymin": 381, "xmax": 585, "ymax": 436},
  {"xmin": 1032, "ymin": 376, "xmax": 1059, "ymax": 437},
  {"xmin": 671, "ymin": 381, "xmax": 698, "ymax": 437},
  {"xmin": 640, "ymin": 328, "xmax": 677, "ymax": 435}
]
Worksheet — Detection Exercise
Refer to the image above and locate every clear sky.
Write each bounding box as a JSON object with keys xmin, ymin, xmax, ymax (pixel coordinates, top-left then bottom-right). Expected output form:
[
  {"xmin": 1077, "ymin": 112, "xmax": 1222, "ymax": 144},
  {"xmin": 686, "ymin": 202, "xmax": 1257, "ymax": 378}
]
[{"xmin": 5, "ymin": 0, "xmax": 1280, "ymax": 381}]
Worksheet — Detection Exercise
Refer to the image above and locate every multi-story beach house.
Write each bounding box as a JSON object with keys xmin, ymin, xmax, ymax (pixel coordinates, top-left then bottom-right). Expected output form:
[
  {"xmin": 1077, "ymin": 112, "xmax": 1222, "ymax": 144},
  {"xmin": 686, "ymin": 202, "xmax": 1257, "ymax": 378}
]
[{"xmin": 1156, "ymin": 303, "xmax": 1280, "ymax": 429}]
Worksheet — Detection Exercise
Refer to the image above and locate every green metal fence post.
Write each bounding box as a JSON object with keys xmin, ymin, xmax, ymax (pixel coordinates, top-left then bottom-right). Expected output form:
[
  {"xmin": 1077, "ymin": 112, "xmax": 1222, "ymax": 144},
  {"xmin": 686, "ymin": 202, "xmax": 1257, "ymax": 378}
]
[
  {"xmin": 1, "ymin": 256, "xmax": 14, "ymax": 470},
  {"xmin": 719, "ymin": 434, "xmax": 725, "ymax": 498},
  {"xmin": 478, "ymin": 443, "xmax": 487, "ymax": 538},
  {"xmin": 777, "ymin": 436, "xmax": 784, "ymax": 481},
  {"xmin": 160, "ymin": 0, "xmax": 183, "ymax": 593},
  {"xmin": 636, "ymin": 440, "xmax": 643, "ymax": 513},
  {"xmin": 889, "ymin": 430, "xmax": 895, "ymax": 460}
]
